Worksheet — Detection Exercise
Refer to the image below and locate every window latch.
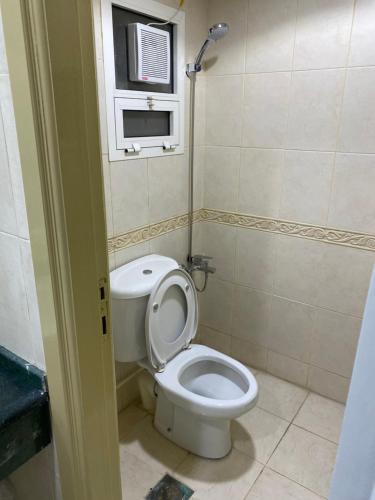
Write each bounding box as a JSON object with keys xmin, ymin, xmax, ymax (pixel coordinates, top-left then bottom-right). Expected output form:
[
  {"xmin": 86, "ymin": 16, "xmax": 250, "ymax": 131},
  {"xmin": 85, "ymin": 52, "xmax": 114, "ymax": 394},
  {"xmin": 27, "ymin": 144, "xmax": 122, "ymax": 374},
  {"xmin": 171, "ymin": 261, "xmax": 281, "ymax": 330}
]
[
  {"xmin": 125, "ymin": 143, "xmax": 141, "ymax": 154},
  {"xmin": 163, "ymin": 141, "xmax": 176, "ymax": 151}
]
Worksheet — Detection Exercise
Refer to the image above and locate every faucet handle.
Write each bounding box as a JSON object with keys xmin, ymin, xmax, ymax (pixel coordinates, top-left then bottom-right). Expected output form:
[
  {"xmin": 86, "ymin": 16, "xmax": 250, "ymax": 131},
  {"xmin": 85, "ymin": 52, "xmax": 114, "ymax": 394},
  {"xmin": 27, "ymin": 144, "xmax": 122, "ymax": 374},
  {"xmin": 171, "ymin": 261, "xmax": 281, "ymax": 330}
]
[{"xmin": 192, "ymin": 254, "xmax": 213, "ymax": 262}]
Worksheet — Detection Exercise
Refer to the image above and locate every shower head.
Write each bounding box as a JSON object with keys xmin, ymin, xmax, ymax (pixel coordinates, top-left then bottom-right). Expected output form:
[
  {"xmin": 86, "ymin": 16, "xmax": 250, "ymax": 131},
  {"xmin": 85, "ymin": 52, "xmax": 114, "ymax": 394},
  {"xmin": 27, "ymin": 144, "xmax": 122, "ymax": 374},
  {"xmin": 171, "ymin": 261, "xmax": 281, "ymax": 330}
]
[
  {"xmin": 208, "ymin": 22, "xmax": 229, "ymax": 41},
  {"xmin": 187, "ymin": 22, "xmax": 229, "ymax": 75}
]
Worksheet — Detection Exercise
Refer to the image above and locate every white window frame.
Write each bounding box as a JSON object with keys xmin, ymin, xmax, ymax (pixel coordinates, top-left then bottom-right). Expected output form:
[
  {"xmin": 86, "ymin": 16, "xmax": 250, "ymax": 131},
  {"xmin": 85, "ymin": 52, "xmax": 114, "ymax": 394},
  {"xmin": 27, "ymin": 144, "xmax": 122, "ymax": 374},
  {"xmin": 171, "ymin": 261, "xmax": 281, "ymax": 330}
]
[
  {"xmin": 101, "ymin": 0, "xmax": 185, "ymax": 161},
  {"xmin": 114, "ymin": 97, "xmax": 179, "ymax": 151}
]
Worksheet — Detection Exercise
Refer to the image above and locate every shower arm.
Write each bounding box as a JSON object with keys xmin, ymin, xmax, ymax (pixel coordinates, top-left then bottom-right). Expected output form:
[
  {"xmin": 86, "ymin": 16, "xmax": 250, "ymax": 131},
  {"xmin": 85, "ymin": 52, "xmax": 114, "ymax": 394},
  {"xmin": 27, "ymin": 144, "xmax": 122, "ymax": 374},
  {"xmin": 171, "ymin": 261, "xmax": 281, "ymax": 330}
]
[{"xmin": 186, "ymin": 39, "xmax": 212, "ymax": 76}]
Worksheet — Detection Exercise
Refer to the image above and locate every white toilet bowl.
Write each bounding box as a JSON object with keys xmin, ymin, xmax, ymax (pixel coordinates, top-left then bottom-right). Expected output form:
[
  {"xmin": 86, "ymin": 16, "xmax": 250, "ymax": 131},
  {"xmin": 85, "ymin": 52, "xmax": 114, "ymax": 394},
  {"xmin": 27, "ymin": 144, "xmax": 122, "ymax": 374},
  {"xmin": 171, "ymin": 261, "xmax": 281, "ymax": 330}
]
[
  {"xmin": 110, "ymin": 255, "xmax": 259, "ymax": 458},
  {"xmin": 152, "ymin": 344, "xmax": 258, "ymax": 458}
]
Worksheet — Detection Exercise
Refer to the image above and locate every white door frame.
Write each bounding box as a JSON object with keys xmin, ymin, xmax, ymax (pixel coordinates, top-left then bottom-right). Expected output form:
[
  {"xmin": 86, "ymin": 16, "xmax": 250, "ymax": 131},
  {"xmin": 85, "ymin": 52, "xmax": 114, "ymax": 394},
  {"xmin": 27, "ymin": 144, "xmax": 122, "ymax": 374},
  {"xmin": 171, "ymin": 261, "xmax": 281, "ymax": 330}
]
[{"xmin": 0, "ymin": 1, "xmax": 122, "ymax": 498}]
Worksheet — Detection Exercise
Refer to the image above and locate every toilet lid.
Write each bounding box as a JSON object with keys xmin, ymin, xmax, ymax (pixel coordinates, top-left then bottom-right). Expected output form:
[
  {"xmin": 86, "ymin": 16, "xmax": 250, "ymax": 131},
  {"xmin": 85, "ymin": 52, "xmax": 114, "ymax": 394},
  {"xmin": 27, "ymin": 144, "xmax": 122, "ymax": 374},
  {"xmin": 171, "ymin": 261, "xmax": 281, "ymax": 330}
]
[{"xmin": 145, "ymin": 268, "xmax": 198, "ymax": 371}]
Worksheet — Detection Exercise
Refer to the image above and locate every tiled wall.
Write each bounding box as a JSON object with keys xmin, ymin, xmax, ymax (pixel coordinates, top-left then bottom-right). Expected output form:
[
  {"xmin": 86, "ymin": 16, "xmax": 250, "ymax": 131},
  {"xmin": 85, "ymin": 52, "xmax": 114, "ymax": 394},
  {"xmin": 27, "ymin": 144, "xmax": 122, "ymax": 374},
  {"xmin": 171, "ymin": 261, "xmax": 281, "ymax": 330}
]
[
  {"xmin": 198, "ymin": 0, "xmax": 375, "ymax": 403},
  {"xmin": 94, "ymin": 0, "xmax": 208, "ymax": 383},
  {"xmin": 0, "ymin": 11, "xmax": 58, "ymax": 500},
  {"xmin": 0, "ymin": 14, "xmax": 44, "ymax": 371}
]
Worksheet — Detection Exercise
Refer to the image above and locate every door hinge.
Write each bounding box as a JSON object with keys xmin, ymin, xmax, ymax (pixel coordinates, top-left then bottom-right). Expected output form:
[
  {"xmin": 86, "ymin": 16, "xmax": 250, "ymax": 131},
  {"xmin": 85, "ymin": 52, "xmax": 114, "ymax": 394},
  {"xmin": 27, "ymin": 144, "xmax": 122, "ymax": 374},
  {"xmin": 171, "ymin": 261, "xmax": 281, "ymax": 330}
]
[{"xmin": 99, "ymin": 277, "xmax": 109, "ymax": 335}]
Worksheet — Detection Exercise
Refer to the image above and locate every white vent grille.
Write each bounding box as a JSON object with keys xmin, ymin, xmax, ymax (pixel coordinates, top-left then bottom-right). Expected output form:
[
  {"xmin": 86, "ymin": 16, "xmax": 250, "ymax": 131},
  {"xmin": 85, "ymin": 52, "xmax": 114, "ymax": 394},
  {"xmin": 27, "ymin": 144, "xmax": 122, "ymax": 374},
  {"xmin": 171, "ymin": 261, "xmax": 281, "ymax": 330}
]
[{"xmin": 128, "ymin": 23, "xmax": 171, "ymax": 85}]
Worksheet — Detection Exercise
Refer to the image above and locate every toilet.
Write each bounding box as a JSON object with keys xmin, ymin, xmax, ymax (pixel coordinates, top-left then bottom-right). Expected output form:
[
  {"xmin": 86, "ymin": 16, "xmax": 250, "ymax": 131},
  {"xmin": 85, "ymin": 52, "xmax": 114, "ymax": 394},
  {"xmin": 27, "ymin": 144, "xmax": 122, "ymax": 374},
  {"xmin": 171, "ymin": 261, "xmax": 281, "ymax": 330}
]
[{"xmin": 110, "ymin": 254, "xmax": 258, "ymax": 459}]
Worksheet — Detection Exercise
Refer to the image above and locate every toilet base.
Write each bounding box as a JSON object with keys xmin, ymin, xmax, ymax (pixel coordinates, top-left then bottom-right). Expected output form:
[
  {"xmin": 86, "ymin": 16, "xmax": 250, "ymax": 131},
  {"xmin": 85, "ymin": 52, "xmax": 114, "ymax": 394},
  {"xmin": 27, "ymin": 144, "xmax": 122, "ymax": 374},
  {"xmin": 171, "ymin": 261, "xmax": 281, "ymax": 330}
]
[{"xmin": 154, "ymin": 386, "xmax": 232, "ymax": 459}]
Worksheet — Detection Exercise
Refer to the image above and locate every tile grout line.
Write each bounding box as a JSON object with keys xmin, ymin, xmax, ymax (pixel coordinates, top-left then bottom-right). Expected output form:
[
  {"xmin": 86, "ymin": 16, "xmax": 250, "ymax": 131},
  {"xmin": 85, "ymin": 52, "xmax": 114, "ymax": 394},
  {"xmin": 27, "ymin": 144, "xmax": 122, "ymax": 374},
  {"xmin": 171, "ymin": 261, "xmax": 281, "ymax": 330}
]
[
  {"xmin": 264, "ymin": 465, "xmax": 328, "ymax": 499},
  {"xmin": 291, "ymin": 422, "xmax": 341, "ymax": 447}
]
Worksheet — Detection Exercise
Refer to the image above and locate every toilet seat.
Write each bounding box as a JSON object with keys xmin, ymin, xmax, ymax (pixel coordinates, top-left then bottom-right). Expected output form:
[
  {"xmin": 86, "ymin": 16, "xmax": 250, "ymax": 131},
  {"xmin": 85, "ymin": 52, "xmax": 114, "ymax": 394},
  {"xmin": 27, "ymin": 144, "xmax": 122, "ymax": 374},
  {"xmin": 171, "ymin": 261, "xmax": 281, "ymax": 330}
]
[
  {"xmin": 154, "ymin": 344, "xmax": 258, "ymax": 418},
  {"xmin": 145, "ymin": 268, "xmax": 198, "ymax": 371}
]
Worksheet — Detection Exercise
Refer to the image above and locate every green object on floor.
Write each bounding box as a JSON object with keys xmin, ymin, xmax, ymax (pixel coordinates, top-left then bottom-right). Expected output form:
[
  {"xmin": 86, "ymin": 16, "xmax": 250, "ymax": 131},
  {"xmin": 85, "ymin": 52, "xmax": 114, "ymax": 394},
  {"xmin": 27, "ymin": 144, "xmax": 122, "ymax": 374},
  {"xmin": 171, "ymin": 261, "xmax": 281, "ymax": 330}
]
[{"xmin": 146, "ymin": 473, "xmax": 194, "ymax": 499}]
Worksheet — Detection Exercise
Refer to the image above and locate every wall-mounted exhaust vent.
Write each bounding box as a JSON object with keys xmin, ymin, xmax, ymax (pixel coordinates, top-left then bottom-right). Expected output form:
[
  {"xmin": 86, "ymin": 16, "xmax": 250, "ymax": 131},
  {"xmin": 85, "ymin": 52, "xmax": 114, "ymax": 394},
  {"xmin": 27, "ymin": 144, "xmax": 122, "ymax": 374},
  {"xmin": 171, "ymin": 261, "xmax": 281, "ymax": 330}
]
[{"xmin": 128, "ymin": 23, "xmax": 171, "ymax": 84}]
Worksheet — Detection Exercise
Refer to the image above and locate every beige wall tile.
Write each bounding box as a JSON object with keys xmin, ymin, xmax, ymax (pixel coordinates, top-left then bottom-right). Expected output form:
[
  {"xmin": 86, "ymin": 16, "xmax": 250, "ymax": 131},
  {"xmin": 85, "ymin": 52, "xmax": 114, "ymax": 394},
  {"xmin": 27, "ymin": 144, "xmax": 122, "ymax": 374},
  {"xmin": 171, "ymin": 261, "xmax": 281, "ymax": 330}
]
[
  {"xmin": 310, "ymin": 308, "xmax": 361, "ymax": 378},
  {"xmin": 201, "ymin": 222, "xmax": 237, "ymax": 281},
  {"xmin": 115, "ymin": 362, "xmax": 139, "ymax": 384},
  {"xmin": 274, "ymin": 236, "xmax": 324, "ymax": 306},
  {"xmin": 287, "ymin": 69, "xmax": 345, "ymax": 151},
  {"xmin": 294, "ymin": 0, "xmax": 354, "ymax": 70},
  {"xmin": 108, "ymin": 253, "xmax": 116, "ymax": 272},
  {"xmin": 200, "ymin": 277, "xmax": 234, "ymax": 333},
  {"xmin": 268, "ymin": 425, "xmax": 337, "ymax": 497},
  {"xmin": 349, "ymin": 0, "xmax": 375, "ymax": 67},
  {"xmin": 0, "ymin": 233, "xmax": 36, "ymax": 364},
  {"xmin": 102, "ymin": 155, "xmax": 114, "ymax": 238},
  {"xmin": 280, "ymin": 150, "xmax": 334, "ymax": 225},
  {"xmin": 0, "ymin": 13, "xmax": 8, "ymax": 74},
  {"xmin": 185, "ymin": 77, "xmax": 206, "ymax": 147},
  {"xmin": 231, "ymin": 285, "xmax": 272, "ymax": 348},
  {"xmin": 204, "ymin": 146, "xmax": 240, "ymax": 211},
  {"xmin": 231, "ymin": 336, "xmax": 268, "ymax": 370},
  {"xmin": 238, "ymin": 148, "xmax": 283, "ymax": 217},
  {"xmin": 148, "ymin": 154, "xmax": 188, "ymax": 224},
  {"xmin": 192, "ymin": 146, "xmax": 205, "ymax": 209},
  {"xmin": 242, "ymin": 72, "xmax": 291, "ymax": 148},
  {"xmin": 236, "ymin": 228, "xmax": 276, "ymax": 293},
  {"xmin": 150, "ymin": 227, "xmax": 188, "ymax": 265},
  {"xmin": 110, "ymin": 159, "xmax": 149, "ymax": 235},
  {"xmin": 245, "ymin": 0, "xmax": 297, "ymax": 73},
  {"xmin": 268, "ymin": 297, "xmax": 315, "ymax": 362},
  {"xmin": 0, "ymin": 75, "xmax": 29, "ymax": 238},
  {"xmin": 307, "ymin": 366, "xmax": 350, "ymax": 403},
  {"xmin": 316, "ymin": 243, "xmax": 374, "ymax": 316},
  {"xmin": 205, "ymin": 75, "xmax": 243, "ymax": 146},
  {"xmin": 294, "ymin": 393, "xmax": 345, "ymax": 444},
  {"xmin": 114, "ymin": 241, "xmax": 151, "ymax": 268},
  {"xmin": 94, "ymin": 57, "xmax": 108, "ymax": 155},
  {"xmin": 206, "ymin": 0, "xmax": 248, "ymax": 76},
  {"xmin": 338, "ymin": 67, "xmax": 375, "ymax": 153},
  {"xmin": 19, "ymin": 240, "xmax": 45, "ymax": 369},
  {"xmin": 199, "ymin": 325, "xmax": 231, "ymax": 355},
  {"xmin": 328, "ymin": 153, "xmax": 375, "ymax": 233},
  {"xmin": 185, "ymin": 0, "xmax": 208, "ymax": 64},
  {"xmin": 0, "ymin": 109, "xmax": 17, "ymax": 234},
  {"xmin": 267, "ymin": 350, "xmax": 309, "ymax": 386}
]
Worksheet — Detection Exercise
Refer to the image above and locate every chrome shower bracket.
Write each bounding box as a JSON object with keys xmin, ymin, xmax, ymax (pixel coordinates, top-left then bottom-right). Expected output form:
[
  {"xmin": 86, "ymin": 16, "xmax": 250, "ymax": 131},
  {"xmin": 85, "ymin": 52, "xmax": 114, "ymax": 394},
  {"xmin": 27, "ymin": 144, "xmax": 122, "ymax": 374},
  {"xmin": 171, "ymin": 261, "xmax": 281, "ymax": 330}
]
[{"xmin": 186, "ymin": 62, "xmax": 202, "ymax": 77}]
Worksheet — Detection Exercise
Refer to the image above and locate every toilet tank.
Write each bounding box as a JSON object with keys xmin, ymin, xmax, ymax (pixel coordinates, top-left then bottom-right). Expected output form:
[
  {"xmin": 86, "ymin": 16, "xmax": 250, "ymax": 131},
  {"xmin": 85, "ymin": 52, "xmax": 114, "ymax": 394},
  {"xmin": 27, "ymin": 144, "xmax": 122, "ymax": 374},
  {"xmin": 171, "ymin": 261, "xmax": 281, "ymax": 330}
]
[{"xmin": 110, "ymin": 254, "xmax": 179, "ymax": 362}]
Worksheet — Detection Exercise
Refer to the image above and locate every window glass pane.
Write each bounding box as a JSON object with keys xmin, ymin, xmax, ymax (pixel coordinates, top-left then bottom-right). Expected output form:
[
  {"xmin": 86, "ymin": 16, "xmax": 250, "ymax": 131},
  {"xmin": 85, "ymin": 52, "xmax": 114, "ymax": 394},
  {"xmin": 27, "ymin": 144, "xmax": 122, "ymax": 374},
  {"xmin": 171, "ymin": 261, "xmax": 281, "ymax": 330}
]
[{"xmin": 123, "ymin": 110, "xmax": 170, "ymax": 138}]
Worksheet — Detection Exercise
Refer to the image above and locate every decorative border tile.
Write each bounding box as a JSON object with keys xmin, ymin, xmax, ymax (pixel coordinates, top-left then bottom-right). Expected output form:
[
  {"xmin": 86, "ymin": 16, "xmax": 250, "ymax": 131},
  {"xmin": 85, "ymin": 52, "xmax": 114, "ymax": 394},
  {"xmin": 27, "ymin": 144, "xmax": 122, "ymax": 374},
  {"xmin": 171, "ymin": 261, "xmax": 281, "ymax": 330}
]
[
  {"xmin": 108, "ymin": 209, "xmax": 375, "ymax": 254},
  {"xmin": 108, "ymin": 210, "xmax": 202, "ymax": 254},
  {"xmin": 200, "ymin": 209, "xmax": 375, "ymax": 252}
]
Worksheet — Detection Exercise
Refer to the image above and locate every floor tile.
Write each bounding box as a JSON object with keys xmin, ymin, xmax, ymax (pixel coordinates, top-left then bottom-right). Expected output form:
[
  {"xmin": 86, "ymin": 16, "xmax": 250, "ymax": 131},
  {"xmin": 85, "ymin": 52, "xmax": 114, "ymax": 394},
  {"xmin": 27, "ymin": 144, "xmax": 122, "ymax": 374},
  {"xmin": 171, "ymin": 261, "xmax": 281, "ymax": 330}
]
[
  {"xmin": 294, "ymin": 393, "xmax": 345, "ymax": 444},
  {"xmin": 119, "ymin": 415, "xmax": 188, "ymax": 474},
  {"xmin": 268, "ymin": 425, "xmax": 337, "ymax": 498},
  {"xmin": 118, "ymin": 403, "xmax": 147, "ymax": 439},
  {"xmin": 256, "ymin": 371, "xmax": 308, "ymax": 421},
  {"xmin": 175, "ymin": 449, "xmax": 263, "ymax": 500},
  {"xmin": 245, "ymin": 467, "xmax": 324, "ymax": 499},
  {"xmin": 120, "ymin": 451, "xmax": 166, "ymax": 500},
  {"xmin": 232, "ymin": 407, "xmax": 289, "ymax": 464}
]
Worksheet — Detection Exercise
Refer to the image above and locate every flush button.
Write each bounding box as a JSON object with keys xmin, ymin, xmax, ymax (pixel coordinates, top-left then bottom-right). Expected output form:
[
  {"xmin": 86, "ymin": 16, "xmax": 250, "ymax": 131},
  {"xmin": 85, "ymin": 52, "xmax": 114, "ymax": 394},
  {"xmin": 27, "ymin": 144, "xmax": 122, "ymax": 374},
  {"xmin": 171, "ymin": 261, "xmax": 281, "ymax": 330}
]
[{"xmin": 143, "ymin": 269, "xmax": 152, "ymax": 275}]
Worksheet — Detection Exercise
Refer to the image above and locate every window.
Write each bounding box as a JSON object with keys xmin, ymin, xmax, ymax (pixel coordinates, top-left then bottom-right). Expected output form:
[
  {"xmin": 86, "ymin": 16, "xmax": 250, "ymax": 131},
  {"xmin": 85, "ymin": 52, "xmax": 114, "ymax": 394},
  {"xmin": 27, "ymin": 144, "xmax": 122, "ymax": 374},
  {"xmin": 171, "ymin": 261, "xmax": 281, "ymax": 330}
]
[{"xmin": 101, "ymin": 0, "xmax": 185, "ymax": 161}]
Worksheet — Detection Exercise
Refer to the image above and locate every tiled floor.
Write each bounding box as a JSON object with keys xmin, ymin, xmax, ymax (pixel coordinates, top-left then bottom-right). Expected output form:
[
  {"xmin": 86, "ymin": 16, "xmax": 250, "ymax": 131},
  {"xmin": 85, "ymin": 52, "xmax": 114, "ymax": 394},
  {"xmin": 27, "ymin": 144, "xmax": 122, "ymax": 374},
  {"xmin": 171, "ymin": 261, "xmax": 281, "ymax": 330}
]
[{"xmin": 118, "ymin": 369, "xmax": 345, "ymax": 499}]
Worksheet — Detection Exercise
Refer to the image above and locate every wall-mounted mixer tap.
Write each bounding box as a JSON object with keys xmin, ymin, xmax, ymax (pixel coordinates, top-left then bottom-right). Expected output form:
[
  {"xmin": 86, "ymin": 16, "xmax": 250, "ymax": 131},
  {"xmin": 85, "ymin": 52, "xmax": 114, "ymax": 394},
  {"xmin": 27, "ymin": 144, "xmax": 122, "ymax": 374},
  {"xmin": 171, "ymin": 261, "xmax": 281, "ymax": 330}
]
[{"xmin": 190, "ymin": 254, "xmax": 216, "ymax": 274}]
